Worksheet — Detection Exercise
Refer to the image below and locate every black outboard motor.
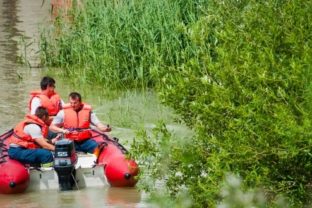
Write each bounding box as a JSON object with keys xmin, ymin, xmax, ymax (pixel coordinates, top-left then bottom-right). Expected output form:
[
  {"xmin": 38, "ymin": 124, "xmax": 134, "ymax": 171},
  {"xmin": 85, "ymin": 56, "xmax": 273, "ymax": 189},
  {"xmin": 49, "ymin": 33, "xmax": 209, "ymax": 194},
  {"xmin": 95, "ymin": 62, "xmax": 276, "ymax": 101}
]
[{"xmin": 54, "ymin": 139, "xmax": 78, "ymax": 191}]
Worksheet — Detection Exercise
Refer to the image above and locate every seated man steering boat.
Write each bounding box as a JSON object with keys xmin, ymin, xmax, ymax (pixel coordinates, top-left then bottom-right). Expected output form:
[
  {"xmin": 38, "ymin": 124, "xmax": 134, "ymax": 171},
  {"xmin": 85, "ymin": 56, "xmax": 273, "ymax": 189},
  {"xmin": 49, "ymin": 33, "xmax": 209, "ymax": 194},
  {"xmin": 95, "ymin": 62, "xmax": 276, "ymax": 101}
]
[{"xmin": 49, "ymin": 92, "xmax": 111, "ymax": 155}]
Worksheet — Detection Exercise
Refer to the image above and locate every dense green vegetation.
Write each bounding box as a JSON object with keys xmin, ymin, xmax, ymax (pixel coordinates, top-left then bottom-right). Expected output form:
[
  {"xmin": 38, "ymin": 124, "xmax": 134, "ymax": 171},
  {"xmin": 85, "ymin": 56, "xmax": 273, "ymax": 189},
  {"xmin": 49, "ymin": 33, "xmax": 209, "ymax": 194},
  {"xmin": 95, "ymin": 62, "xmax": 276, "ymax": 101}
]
[{"xmin": 41, "ymin": 0, "xmax": 312, "ymax": 207}]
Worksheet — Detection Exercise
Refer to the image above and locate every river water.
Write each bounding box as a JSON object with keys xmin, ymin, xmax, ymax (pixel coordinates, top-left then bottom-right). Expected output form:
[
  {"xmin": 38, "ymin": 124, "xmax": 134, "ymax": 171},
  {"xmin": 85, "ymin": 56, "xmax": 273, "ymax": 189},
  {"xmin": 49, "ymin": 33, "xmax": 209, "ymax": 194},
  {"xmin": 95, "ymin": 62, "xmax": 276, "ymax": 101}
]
[{"xmin": 0, "ymin": 0, "xmax": 159, "ymax": 207}]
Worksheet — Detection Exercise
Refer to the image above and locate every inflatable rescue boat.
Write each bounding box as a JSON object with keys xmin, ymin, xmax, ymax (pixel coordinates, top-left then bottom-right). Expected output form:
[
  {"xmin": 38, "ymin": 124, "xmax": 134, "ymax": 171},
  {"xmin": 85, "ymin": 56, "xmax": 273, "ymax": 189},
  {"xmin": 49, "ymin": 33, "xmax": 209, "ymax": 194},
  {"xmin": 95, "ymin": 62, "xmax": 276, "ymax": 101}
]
[{"xmin": 0, "ymin": 129, "xmax": 139, "ymax": 194}]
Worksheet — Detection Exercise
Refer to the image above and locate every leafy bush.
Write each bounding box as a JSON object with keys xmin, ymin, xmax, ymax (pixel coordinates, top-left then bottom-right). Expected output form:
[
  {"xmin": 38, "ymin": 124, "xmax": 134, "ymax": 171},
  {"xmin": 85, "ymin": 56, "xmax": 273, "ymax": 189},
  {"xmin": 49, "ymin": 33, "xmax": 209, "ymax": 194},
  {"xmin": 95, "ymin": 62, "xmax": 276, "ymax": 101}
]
[{"xmin": 155, "ymin": 0, "xmax": 312, "ymax": 206}]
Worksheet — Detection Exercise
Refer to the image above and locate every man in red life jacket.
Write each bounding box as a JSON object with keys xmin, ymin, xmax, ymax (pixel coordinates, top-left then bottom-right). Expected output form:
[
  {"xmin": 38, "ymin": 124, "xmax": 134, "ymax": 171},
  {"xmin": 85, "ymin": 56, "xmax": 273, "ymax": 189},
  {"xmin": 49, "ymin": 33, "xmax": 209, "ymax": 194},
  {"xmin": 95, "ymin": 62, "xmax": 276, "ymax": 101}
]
[
  {"xmin": 29, "ymin": 76, "xmax": 64, "ymax": 124},
  {"xmin": 49, "ymin": 92, "xmax": 111, "ymax": 154},
  {"xmin": 8, "ymin": 107, "xmax": 56, "ymax": 165},
  {"xmin": 29, "ymin": 76, "xmax": 64, "ymax": 140}
]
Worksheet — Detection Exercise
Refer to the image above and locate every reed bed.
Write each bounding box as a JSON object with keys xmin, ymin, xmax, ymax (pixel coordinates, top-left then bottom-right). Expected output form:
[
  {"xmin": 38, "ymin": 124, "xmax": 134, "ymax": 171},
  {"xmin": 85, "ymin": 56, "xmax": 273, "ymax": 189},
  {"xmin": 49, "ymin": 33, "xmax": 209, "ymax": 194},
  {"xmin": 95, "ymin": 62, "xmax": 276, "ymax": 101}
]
[{"xmin": 41, "ymin": 0, "xmax": 207, "ymax": 88}]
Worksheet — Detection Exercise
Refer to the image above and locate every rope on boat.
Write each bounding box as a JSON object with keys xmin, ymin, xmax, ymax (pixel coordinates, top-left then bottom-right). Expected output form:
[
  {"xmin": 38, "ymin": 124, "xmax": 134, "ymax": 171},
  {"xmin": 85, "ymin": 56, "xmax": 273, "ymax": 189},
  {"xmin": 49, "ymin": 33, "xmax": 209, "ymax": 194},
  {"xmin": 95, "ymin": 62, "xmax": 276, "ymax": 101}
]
[
  {"xmin": 0, "ymin": 155, "xmax": 8, "ymax": 164},
  {"xmin": 72, "ymin": 172, "xmax": 80, "ymax": 190},
  {"xmin": 0, "ymin": 150, "xmax": 8, "ymax": 163},
  {"xmin": 92, "ymin": 129, "xmax": 128, "ymax": 154},
  {"xmin": 0, "ymin": 129, "xmax": 13, "ymax": 142},
  {"xmin": 0, "ymin": 129, "xmax": 13, "ymax": 163}
]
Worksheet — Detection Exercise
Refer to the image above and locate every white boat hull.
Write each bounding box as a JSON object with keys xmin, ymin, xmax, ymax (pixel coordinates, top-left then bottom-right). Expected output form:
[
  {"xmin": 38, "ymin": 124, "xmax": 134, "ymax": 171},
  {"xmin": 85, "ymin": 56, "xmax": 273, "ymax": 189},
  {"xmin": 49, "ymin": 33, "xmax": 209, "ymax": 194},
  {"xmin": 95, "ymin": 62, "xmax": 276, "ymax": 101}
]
[{"xmin": 28, "ymin": 153, "xmax": 108, "ymax": 191}]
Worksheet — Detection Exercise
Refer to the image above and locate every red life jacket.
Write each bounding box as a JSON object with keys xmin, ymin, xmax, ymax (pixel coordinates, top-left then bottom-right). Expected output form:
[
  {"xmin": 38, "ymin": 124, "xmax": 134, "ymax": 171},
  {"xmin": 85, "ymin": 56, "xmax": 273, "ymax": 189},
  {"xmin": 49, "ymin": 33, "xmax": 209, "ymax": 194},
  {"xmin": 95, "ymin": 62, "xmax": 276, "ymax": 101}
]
[
  {"xmin": 29, "ymin": 90, "xmax": 61, "ymax": 116},
  {"xmin": 63, "ymin": 103, "xmax": 92, "ymax": 142},
  {"xmin": 8, "ymin": 115, "xmax": 48, "ymax": 149}
]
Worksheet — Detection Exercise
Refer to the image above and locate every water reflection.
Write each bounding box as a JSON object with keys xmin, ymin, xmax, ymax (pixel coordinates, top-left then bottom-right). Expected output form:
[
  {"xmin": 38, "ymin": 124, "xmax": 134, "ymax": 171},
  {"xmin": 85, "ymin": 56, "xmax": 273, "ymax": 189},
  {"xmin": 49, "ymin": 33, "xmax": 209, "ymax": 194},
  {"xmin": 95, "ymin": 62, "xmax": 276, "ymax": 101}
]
[
  {"xmin": 0, "ymin": 187, "xmax": 146, "ymax": 208},
  {"xmin": 106, "ymin": 187, "xmax": 142, "ymax": 207},
  {"xmin": 0, "ymin": 0, "xmax": 19, "ymax": 62},
  {"xmin": 0, "ymin": 0, "xmax": 47, "ymax": 131}
]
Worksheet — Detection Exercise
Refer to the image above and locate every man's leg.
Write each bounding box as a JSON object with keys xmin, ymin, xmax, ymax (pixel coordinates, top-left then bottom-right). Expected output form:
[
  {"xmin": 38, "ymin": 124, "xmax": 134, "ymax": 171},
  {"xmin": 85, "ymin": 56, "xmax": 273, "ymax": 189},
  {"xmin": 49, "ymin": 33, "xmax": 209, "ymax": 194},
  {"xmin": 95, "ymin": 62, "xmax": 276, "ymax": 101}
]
[
  {"xmin": 8, "ymin": 147, "xmax": 53, "ymax": 164},
  {"xmin": 74, "ymin": 139, "xmax": 98, "ymax": 154}
]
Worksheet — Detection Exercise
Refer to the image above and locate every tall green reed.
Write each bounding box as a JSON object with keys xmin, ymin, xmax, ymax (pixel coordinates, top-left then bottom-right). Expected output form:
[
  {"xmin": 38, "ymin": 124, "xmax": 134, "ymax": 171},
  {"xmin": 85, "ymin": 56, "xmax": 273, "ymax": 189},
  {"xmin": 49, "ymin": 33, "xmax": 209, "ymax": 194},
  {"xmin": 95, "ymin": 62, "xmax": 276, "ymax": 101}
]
[{"xmin": 40, "ymin": 0, "xmax": 204, "ymax": 89}]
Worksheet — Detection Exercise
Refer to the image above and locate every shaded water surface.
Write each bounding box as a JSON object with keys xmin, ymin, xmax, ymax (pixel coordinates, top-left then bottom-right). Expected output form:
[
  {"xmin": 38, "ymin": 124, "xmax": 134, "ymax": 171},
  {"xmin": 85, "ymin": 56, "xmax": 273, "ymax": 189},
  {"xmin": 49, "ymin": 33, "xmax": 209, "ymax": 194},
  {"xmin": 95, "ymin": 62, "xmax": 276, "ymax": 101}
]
[
  {"xmin": 0, "ymin": 0, "xmax": 48, "ymax": 131},
  {"xmin": 0, "ymin": 187, "xmax": 144, "ymax": 208},
  {"xmin": 0, "ymin": 1, "xmax": 150, "ymax": 207}
]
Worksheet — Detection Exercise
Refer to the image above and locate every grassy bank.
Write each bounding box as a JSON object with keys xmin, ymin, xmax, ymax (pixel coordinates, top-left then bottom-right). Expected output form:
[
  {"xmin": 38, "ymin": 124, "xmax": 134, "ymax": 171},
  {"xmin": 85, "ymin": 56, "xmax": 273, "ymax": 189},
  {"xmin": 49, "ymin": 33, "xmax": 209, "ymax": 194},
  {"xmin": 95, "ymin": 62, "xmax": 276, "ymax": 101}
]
[{"xmin": 41, "ymin": 0, "xmax": 312, "ymax": 207}]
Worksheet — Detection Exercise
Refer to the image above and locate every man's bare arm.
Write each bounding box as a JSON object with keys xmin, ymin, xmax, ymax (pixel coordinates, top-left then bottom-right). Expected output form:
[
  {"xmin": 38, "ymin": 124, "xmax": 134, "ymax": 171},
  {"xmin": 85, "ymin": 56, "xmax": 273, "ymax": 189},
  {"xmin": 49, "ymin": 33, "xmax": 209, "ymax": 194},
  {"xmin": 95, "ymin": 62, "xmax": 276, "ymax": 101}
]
[{"xmin": 35, "ymin": 138, "xmax": 55, "ymax": 151}]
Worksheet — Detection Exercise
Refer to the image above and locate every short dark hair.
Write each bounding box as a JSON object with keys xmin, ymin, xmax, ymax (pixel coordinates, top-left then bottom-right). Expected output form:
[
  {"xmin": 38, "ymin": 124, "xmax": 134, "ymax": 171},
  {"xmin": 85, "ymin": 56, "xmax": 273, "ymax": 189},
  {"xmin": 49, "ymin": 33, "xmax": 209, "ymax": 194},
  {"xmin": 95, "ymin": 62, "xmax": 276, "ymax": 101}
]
[
  {"xmin": 69, "ymin": 92, "xmax": 82, "ymax": 101},
  {"xmin": 35, "ymin": 107, "xmax": 49, "ymax": 119},
  {"xmin": 40, "ymin": 76, "xmax": 55, "ymax": 90}
]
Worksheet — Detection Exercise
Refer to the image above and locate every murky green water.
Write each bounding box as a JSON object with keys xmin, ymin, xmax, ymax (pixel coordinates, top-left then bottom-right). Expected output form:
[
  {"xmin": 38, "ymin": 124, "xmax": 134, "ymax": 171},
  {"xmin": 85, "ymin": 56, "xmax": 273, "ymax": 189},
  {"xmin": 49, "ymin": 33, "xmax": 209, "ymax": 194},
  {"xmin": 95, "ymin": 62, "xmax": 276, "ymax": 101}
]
[
  {"xmin": 0, "ymin": 0, "xmax": 182, "ymax": 207},
  {"xmin": 0, "ymin": 0, "xmax": 49, "ymax": 131},
  {"xmin": 0, "ymin": 187, "xmax": 145, "ymax": 208}
]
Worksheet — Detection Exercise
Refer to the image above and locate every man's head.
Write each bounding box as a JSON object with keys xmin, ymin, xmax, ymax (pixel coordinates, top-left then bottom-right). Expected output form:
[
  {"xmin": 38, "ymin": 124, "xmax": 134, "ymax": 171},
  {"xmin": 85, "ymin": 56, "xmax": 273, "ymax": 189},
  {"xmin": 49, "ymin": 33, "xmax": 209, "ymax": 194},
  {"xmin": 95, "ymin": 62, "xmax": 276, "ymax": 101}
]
[
  {"xmin": 40, "ymin": 76, "xmax": 55, "ymax": 96},
  {"xmin": 69, "ymin": 92, "xmax": 83, "ymax": 111},
  {"xmin": 35, "ymin": 106, "xmax": 49, "ymax": 124}
]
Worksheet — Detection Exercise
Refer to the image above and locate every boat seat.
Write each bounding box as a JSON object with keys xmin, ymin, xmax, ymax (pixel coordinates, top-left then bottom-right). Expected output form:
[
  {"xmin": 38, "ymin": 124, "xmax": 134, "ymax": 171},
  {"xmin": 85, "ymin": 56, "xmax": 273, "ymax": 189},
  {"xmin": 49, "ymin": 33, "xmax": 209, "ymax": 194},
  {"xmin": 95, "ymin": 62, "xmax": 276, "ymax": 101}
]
[{"xmin": 75, "ymin": 152, "xmax": 97, "ymax": 169}]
